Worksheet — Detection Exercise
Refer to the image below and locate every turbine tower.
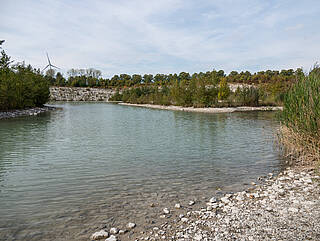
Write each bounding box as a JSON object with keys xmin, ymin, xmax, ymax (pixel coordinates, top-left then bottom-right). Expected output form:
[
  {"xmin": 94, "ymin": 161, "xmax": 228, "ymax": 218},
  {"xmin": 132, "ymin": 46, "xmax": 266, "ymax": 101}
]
[{"xmin": 42, "ymin": 53, "xmax": 59, "ymax": 72}]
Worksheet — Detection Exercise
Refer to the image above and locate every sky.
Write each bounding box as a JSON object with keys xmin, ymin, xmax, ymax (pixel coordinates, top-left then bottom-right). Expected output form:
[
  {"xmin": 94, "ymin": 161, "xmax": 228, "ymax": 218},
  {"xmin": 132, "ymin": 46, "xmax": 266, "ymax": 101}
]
[{"xmin": 1, "ymin": 0, "xmax": 320, "ymax": 77}]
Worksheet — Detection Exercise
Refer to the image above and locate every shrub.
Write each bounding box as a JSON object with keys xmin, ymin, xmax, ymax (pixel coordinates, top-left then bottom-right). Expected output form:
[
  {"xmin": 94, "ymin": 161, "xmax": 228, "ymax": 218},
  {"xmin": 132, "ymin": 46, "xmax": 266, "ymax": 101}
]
[{"xmin": 235, "ymin": 86, "xmax": 260, "ymax": 106}]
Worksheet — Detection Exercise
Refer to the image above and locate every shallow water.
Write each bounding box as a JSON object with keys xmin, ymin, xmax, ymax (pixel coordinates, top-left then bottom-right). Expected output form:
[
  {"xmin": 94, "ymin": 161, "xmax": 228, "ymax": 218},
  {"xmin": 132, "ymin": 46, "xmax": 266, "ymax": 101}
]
[{"xmin": 0, "ymin": 103, "xmax": 283, "ymax": 240}]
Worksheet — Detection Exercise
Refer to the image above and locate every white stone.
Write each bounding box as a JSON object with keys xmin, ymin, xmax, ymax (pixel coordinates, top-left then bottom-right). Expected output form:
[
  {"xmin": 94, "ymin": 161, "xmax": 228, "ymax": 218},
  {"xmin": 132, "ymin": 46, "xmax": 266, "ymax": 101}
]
[
  {"xmin": 288, "ymin": 207, "xmax": 299, "ymax": 212},
  {"xmin": 189, "ymin": 201, "xmax": 195, "ymax": 206},
  {"xmin": 110, "ymin": 228, "xmax": 118, "ymax": 234},
  {"xmin": 181, "ymin": 217, "xmax": 189, "ymax": 223},
  {"xmin": 163, "ymin": 208, "xmax": 170, "ymax": 214},
  {"xmin": 175, "ymin": 203, "xmax": 181, "ymax": 209},
  {"xmin": 303, "ymin": 178, "xmax": 312, "ymax": 184},
  {"xmin": 236, "ymin": 196, "xmax": 244, "ymax": 201},
  {"xmin": 266, "ymin": 206, "xmax": 273, "ymax": 212},
  {"xmin": 105, "ymin": 235, "xmax": 117, "ymax": 241},
  {"xmin": 91, "ymin": 230, "xmax": 109, "ymax": 240},
  {"xmin": 194, "ymin": 234, "xmax": 203, "ymax": 240},
  {"xmin": 252, "ymin": 193, "xmax": 260, "ymax": 198},
  {"xmin": 127, "ymin": 222, "xmax": 136, "ymax": 229},
  {"xmin": 221, "ymin": 197, "xmax": 230, "ymax": 204},
  {"xmin": 209, "ymin": 197, "xmax": 217, "ymax": 203},
  {"xmin": 231, "ymin": 207, "xmax": 239, "ymax": 214}
]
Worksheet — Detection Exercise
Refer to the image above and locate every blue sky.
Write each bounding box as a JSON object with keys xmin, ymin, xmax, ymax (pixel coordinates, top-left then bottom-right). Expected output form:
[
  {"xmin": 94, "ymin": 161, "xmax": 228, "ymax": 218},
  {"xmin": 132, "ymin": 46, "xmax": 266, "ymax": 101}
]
[{"xmin": 1, "ymin": 0, "xmax": 320, "ymax": 77}]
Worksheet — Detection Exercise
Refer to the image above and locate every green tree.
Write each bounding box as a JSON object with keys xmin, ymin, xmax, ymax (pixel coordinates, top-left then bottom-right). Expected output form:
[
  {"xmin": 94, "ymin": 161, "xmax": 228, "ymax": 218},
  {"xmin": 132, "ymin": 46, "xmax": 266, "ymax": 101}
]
[{"xmin": 218, "ymin": 78, "xmax": 230, "ymax": 100}]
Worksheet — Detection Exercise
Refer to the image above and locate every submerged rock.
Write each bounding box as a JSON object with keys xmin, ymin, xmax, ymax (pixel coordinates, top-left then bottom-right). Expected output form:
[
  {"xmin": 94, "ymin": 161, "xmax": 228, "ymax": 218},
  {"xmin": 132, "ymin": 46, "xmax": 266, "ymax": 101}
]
[
  {"xmin": 175, "ymin": 203, "xmax": 181, "ymax": 209},
  {"xmin": 91, "ymin": 230, "xmax": 109, "ymax": 240},
  {"xmin": 127, "ymin": 222, "xmax": 136, "ymax": 229},
  {"xmin": 109, "ymin": 227, "xmax": 118, "ymax": 234},
  {"xmin": 163, "ymin": 208, "xmax": 170, "ymax": 214}
]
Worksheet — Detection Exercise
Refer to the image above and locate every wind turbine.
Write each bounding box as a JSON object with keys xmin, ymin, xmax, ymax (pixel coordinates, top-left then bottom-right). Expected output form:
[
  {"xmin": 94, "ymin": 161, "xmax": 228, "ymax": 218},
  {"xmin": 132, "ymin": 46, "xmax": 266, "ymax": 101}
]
[{"xmin": 42, "ymin": 52, "xmax": 60, "ymax": 72}]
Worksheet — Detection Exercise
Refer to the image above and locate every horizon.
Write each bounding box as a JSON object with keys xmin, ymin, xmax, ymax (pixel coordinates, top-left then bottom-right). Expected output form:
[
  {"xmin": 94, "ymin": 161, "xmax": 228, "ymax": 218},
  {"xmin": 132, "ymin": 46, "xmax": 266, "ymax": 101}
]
[{"xmin": 1, "ymin": 0, "xmax": 320, "ymax": 78}]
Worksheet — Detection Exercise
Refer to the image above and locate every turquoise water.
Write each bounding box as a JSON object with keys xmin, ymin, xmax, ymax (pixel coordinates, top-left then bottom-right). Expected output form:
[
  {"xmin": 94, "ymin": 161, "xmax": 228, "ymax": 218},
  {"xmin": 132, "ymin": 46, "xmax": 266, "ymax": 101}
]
[{"xmin": 0, "ymin": 103, "xmax": 282, "ymax": 240}]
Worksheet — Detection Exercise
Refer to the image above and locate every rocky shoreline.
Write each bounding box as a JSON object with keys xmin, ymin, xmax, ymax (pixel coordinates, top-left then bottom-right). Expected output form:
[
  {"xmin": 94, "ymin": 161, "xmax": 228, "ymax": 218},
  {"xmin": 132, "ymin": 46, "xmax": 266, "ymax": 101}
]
[
  {"xmin": 118, "ymin": 103, "xmax": 283, "ymax": 113},
  {"xmin": 90, "ymin": 167, "xmax": 320, "ymax": 241},
  {"xmin": 135, "ymin": 167, "xmax": 319, "ymax": 241},
  {"xmin": 0, "ymin": 106, "xmax": 56, "ymax": 120}
]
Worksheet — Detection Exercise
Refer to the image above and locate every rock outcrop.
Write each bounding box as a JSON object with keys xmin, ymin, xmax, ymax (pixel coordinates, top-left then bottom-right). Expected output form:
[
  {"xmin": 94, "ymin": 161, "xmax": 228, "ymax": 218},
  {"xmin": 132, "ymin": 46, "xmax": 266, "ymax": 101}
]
[{"xmin": 50, "ymin": 87, "xmax": 116, "ymax": 102}]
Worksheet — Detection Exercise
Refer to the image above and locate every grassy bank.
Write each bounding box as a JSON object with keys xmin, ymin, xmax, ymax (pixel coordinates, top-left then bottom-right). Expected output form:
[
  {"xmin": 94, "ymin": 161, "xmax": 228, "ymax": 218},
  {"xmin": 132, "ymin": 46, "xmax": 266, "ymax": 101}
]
[{"xmin": 278, "ymin": 67, "xmax": 320, "ymax": 169}]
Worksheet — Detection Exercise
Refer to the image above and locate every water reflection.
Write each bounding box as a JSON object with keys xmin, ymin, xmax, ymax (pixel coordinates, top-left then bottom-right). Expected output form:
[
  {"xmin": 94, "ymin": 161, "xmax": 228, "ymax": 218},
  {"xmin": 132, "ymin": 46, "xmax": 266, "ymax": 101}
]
[{"xmin": 0, "ymin": 103, "xmax": 282, "ymax": 240}]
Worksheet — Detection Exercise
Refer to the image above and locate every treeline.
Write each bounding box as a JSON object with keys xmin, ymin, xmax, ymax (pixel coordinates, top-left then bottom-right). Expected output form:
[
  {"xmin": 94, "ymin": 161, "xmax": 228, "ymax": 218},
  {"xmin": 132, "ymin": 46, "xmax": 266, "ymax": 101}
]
[
  {"xmin": 0, "ymin": 41, "xmax": 50, "ymax": 110},
  {"xmin": 46, "ymin": 66, "xmax": 303, "ymax": 107},
  {"xmin": 49, "ymin": 68, "xmax": 303, "ymax": 88},
  {"xmin": 110, "ymin": 79, "xmax": 274, "ymax": 107}
]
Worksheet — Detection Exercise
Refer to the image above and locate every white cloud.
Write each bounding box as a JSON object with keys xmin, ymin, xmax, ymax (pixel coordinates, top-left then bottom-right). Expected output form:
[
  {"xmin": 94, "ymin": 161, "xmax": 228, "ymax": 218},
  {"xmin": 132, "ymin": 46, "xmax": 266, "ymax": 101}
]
[{"xmin": 0, "ymin": 0, "xmax": 319, "ymax": 77}]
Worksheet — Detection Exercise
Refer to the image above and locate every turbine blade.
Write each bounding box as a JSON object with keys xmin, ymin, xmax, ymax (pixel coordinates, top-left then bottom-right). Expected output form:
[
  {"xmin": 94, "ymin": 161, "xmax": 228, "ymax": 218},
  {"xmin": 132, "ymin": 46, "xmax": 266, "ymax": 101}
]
[
  {"xmin": 51, "ymin": 64, "xmax": 60, "ymax": 69},
  {"xmin": 46, "ymin": 52, "xmax": 51, "ymax": 65},
  {"xmin": 42, "ymin": 65, "xmax": 50, "ymax": 71}
]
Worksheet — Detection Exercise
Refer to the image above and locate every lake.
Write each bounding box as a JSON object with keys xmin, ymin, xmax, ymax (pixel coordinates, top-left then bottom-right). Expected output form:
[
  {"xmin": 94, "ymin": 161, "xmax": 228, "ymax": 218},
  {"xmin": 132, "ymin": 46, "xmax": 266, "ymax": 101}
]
[{"xmin": 0, "ymin": 103, "xmax": 283, "ymax": 240}]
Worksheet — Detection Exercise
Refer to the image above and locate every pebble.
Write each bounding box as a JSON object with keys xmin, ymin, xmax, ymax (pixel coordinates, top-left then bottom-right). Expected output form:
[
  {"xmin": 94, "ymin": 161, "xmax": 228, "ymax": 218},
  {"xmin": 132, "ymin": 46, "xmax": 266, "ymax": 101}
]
[
  {"xmin": 105, "ymin": 235, "xmax": 117, "ymax": 241},
  {"xmin": 189, "ymin": 201, "xmax": 195, "ymax": 206},
  {"xmin": 90, "ymin": 230, "xmax": 109, "ymax": 240},
  {"xmin": 109, "ymin": 227, "xmax": 118, "ymax": 234},
  {"xmin": 181, "ymin": 218, "xmax": 189, "ymax": 223},
  {"xmin": 127, "ymin": 222, "xmax": 136, "ymax": 229},
  {"xmin": 163, "ymin": 208, "xmax": 170, "ymax": 214},
  {"xmin": 175, "ymin": 203, "xmax": 181, "ymax": 209},
  {"xmin": 221, "ymin": 197, "xmax": 230, "ymax": 204}
]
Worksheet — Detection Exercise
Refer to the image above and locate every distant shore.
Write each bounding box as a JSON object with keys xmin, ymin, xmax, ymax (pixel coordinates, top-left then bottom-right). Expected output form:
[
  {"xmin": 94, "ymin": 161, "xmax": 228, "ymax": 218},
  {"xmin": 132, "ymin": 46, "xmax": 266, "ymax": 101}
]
[
  {"xmin": 118, "ymin": 103, "xmax": 283, "ymax": 113},
  {"xmin": 0, "ymin": 105, "xmax": 56, "ymax": 120}
]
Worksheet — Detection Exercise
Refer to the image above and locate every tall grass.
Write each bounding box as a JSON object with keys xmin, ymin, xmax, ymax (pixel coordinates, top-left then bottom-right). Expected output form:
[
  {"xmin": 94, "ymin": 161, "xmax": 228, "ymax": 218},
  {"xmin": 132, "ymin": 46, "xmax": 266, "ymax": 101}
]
[{"xmin": 279, "ymin": 67, "xmax": 320, "ymax": 168}]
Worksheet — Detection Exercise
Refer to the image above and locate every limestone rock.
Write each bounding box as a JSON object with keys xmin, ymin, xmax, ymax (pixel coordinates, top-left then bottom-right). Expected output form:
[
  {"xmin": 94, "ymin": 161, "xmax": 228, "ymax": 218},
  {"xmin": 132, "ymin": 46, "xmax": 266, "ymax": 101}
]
[{"xmin": 91, "ymin": 230, "xmax": 109, "ymax": 240}]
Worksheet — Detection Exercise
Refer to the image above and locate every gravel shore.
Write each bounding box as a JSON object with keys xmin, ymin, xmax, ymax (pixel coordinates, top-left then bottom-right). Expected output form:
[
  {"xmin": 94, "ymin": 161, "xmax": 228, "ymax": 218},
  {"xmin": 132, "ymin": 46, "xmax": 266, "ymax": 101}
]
[
  {"xmin": 89, "ymin": 167, "xmax": 320, "ymax": 241},
  {"xmin": 118, "ymin": 103, "xmax": 283, "ymax": 113},
  {"xmin": 134, "ymin": 167, "xmax": 320, "ymax": 241},
  {"xmin": 0, "ymin": 106, "xmax": 56, "ymax": 120}
]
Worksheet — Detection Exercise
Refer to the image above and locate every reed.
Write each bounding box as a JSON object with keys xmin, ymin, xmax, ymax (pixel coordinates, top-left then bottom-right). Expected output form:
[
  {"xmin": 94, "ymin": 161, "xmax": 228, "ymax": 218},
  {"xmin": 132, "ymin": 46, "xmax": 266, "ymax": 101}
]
[{"xmin": 279, "ymin": 67, "xmax": 320, "ymax": 168}]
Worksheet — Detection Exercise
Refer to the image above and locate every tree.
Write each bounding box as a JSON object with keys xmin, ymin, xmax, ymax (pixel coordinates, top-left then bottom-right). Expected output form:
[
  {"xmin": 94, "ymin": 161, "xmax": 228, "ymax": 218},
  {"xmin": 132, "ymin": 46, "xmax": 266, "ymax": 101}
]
[
  {"xmin": 132, "ymin": 74, "xmax": 142, "ymax": 85},
  {"xmin": 45, "ymin": 68, "xmax": 56, "ymax": 78},
  {"xmin": 143, "ymin": 74, "xmax": 153, "ymax": 84},
  {"xmin": 55, "ymin": 72, "xmax": 66, "ymax": 86},
  {"xmin": 0, "ymin": 41, "xmax": 13, "ymax": 70},
  {"xmin": 0, "ymin": 50, "xmax": 12, "ymax": 69},
  {"xmin": 218, "ymin": 78, "xmax": 230, "ymax": 100}
]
